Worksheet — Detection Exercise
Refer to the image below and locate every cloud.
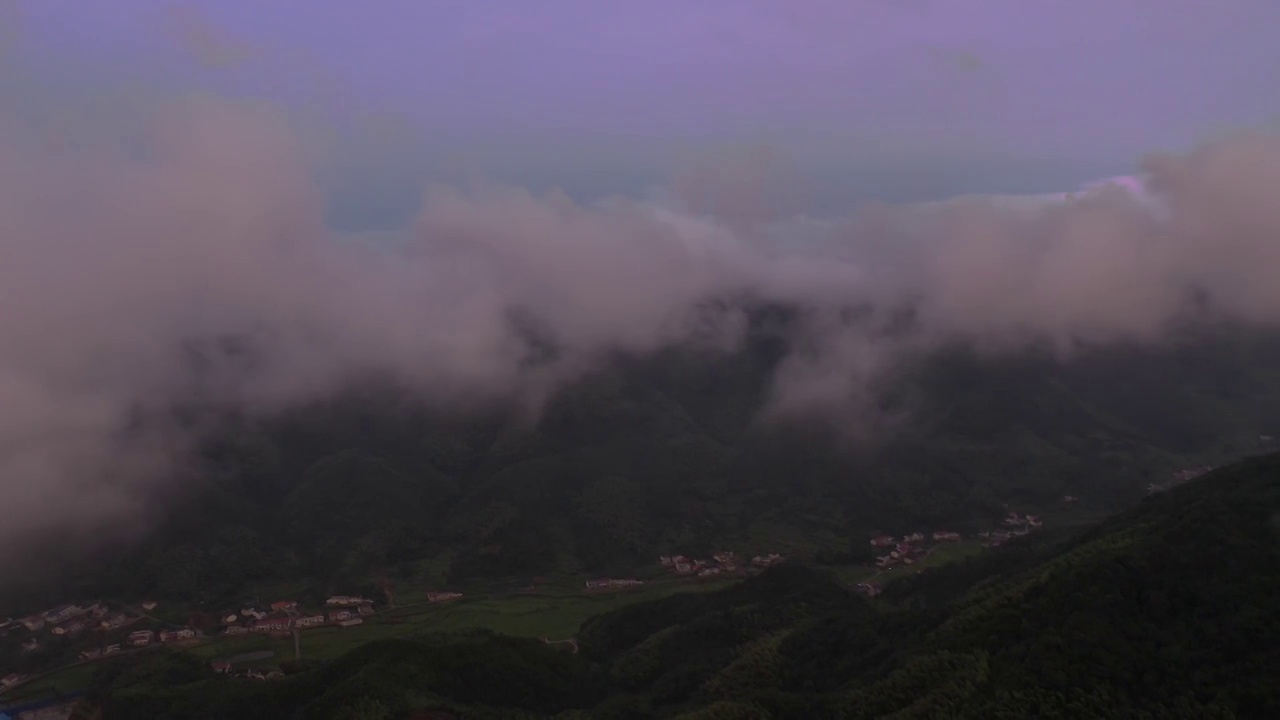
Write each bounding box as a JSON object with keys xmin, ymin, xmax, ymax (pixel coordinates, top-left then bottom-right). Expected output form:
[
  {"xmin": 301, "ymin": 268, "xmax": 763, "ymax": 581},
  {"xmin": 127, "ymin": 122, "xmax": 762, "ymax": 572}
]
[
  {"xmin": 0, "ymin": 0, "xmax": 21, "ymax": 65},
  {"xmin": 927, "ymin": 46, "xmax": 986, "ymax": 74},
  {"xmin": 161, "ymin": 4, "xmax": 255, "ymax": 69},
  {"xmin": 1, "ymin": 95, "xmax": 1279, "ymax": 571}
]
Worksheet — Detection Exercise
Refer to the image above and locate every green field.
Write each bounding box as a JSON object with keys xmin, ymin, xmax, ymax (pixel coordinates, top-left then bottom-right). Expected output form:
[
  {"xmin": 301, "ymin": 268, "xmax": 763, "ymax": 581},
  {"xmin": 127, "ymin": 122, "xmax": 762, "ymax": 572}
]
[
  {"xmin": 913, "ymin": 540, "xmax": 987, "ymax": 569},
  {"xmin": 0, "ymin": 661, "xmax": 99, "ymax": 707},
  {"xmin": 189, "ymin": 577, "xmax": 737, "ymax": 664}
]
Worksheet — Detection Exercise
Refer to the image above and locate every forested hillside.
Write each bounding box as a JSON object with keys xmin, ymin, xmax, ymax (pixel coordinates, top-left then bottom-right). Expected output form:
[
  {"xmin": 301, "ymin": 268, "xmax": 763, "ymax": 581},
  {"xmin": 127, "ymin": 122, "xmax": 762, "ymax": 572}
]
[
  {"xmin": 9, "ymin": 325, "xmax": 1280, "ymax": 611},
  {"xmin": 74, "ymin": 453, "xmax": 1280, "ymax": 718}
]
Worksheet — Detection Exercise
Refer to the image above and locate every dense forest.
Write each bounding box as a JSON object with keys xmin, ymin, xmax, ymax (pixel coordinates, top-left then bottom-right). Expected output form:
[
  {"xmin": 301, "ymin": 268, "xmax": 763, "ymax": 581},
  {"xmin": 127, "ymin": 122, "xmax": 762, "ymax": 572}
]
[
  {"xmin": 7, "ymin": 323, "xmax": 1280, "ymax": 612},
  {"xmin": 73, "ymin": 453, "xmax": 1280, "ymax": 718}
]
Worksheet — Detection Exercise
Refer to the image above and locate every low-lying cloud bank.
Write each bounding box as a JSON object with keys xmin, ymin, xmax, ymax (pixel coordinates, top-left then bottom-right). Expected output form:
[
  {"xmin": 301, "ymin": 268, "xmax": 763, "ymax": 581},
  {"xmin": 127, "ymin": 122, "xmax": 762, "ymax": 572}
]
[{"xmin": 2, "ymin": 97, "xmax": 1280, "ymax": 568}]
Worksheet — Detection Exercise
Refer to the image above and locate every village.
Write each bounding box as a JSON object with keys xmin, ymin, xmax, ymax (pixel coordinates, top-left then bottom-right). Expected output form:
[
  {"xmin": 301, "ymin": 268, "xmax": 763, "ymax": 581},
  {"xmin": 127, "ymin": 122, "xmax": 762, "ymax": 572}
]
[
  {"xmin": 0, "ymin": 482, "xmax": 1183, "ymax": 698},
  {"xmin": 0, "ymin": 494, "xmax": 1100, "ymax": 696},
  {"xmin": 0, "ymin": 592, "xmax": 400, "ymax": 694},
  {"xmin": 852, "ymin": 509, "xmax": 1052, "ymax": 598},
  {"xmin": 573, "ymin": 549, "xmax": 787, "ymax": 594}
]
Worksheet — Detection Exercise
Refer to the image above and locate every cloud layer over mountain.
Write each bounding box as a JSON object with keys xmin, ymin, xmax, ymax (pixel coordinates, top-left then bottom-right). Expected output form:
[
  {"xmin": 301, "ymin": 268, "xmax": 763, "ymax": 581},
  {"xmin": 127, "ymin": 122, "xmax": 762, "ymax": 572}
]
[{"xmin": 2, "ymin": 97, "xmax": 1280, "ymax": 569}]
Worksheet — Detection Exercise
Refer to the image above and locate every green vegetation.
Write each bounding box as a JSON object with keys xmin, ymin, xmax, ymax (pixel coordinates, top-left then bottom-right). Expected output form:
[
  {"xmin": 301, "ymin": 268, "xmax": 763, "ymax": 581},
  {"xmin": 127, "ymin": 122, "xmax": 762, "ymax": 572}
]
[{"xmin": 68, "ymin": 455, "xmax": 1280, "ymax": 718}]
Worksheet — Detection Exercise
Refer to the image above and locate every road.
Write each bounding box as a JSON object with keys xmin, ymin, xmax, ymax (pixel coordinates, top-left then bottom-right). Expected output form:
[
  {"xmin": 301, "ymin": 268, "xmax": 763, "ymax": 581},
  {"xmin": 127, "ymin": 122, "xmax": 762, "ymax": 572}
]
[
  {"xmin": 0, "ymin": 644, "xmax": 155, "ymax": 700},
  {"xmin": 540, "ymin": 637, "xmax": 579, "ymax": 654}
]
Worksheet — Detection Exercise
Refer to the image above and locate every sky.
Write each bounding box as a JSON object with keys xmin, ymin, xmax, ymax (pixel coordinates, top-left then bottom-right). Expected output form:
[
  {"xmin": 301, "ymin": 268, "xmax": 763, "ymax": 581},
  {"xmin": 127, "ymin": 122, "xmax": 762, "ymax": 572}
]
[{"xmin": 4, "ymin": 0, "xmax": 1280, "ymax": 225}]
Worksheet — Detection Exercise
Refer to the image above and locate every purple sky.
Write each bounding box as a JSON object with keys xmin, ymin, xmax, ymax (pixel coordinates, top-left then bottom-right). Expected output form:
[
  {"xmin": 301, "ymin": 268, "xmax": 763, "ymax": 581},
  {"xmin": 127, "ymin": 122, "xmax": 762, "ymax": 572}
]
[{"xmin": 3, "ymin": 0, "xmax": 1279, "ymax": 222}]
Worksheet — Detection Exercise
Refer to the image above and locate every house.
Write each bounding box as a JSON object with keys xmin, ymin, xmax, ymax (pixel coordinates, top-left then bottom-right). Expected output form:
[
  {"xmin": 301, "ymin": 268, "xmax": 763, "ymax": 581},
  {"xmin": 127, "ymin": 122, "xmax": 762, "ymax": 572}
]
[
  {"xmin": 103, "ymin": 644, "xmax": 121, "ymax": 654},
  {"xmin": 357, "ymin": 604, "xmax": 375, "ymax": 616},
  {"xmin": 325, "ymin": 596, "xmax": 368, "ymax": 607},
  {"xmin": 295, "ymin": 615, "xmax": 325, "ymax": 628},
  {"xmin": 1062, "ymin": 495, "xmax": 1078, "ymax": 503},
  {"xmin": 100, "ymin": 613, "xmax": 128, "ymax": 630},
  {"xmin": 224, "ymin": 625, "xmax": 249, "ymax": 635},
  {"xmin": 269, "ymin": 600, "xmax": 297, "ymax": 612},
  {"xmin": 584, "ymin": 579, "xmax": 612, "ymax": 590},
  {"xmin": 126, "ymin": 630, "xmax": 154, "ymax": 647},
  {"xmin": 140, "ymin": 601, "xmax": 158, "ymax": 611},
  {"xmin": 252, "ymin": 617, "xmax": 291, "ymax": 632},
  {"xmin": 426, "ymin": 592, "xmax": 463, "ymax": 603},
  {"xmin": 905, "ymin": 532, "xmax": 925, "ymax": 543},
  {"xmin": 875, "ymin": 555, "xmax": 898, "ymax": 568},
  {"xmin": 222, "ymin": 614, "xmax": 238, "ymax": 624},
  {"xmin": 44, "ymin": 604, "xmax": 84, "ymax": 624},
  {"xmin": 51, "ymin": 620, "xmax": 86, "ymax": 636},
  {"xmin": 241, "ymin": 608, "xmax": 267, "ymax": 620},
  {"xmin": 20, "ymin": 616, "xmax": 44, "ymax": 632},
  {"xmin": 856, "ymin": 582, "xmax": 883, "ymax": 598},
  {"xmin": 932, "ymin": 531, "xmax": 962, "ymax": 542},
  {"xmin": 697, "ymin": 568, "xmax": 721, "ymax": 577},
  {"xmin": 88, "ymin": 603, "xmax": 109, "ymax": 618},
  {"xmin": 159, "ymin": 630, "xmax": 178, "ymax": 643},
  {"xmin": 20, "ymin": 638, "xmax": 40, "ymax": 652},
  {"xmin": 337, "ymin": 618, "xmax": 364, "ymax": 628},
  {"xmin": 78, "ymin": 649, "xmax": 103, "ymax": 661},
  {"xmin": 158, "ymin": 627, "xmax": 195, "ymax": 643},
  {"xmin": 328, "ymin": 610, "xmax": 354, "ymax": 622},
  {"xmin": 1003, "ymin": 512, "xmax": 1024, "ymax": 527},
  {"xmin": 2, "ymin": 672, "xmax": 21, "ymax": 688},
  {"xmin": 712, "ymin": 551, "xmax": 736, "ymax": 565},
  {"xmin": 870, "ymin": 535, "xmax": 895, "ymax": 547},
  {"xmin": 751, "ymin": 553, "xmax": 784, "ymax": 567},
  {"xmin": 211, "ymin": 661, "xmax": 232, "ymax": 674},
  {"xmin": 658, "ymin": 556, "xmax": 674, "ymax": 567},
  {"xmin": 1026, "ymin": 515, "xmax": 1043, "ymax": 528},
  {"xmin": 673, "ymin": 556, "xmax": 695, "ymax": 574}
]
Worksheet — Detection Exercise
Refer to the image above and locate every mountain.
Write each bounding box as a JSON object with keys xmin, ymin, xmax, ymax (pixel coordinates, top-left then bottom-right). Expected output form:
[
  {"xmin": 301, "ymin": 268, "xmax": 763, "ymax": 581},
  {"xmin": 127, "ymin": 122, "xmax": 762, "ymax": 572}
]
[
  {"xmin": 73, "ymin": 452, "xmax": 1280, "ymax": 718},
  {"xmin": 6, "ymin": 323, "xmax": 1280, "ymax": 612}
]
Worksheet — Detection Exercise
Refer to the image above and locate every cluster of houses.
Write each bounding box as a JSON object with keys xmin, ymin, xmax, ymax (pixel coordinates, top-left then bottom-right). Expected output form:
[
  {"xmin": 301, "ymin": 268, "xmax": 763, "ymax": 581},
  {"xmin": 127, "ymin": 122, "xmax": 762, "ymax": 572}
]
[
  {"xmin": 77, "ymin": 643, "xmax": 124, "ymax": 660},
  {"xmin": 426, "ymin": 592, "xmax": 463, "ymax": 603},
  {"xmin": 870, "ymin": 530, "xmax": 961, "ymax": 569},
  {"xmin": 6, "ymin": 601, "xmax": 156, "ymax": 657},
  {"xmin": 1150, "ymin": 465, "xmax": 1217, "ymax": 494},
  {"xmin": 975, "ymin": 511, "xmax": 1044, "ymax": 546},
  {"xmin": 220, "ymin": 598, "xmax": 376, "ymax": 636},
  {"xmin": 657, "ymin": 550, "xmax": 786, "ymax": 579},
  {"xmin": 17, "ymin": 602, "xmax": 112, "ymax": 636},
  {"xmin": 122, "ymin": 627, "xmax": 198, "ymax": 648}
]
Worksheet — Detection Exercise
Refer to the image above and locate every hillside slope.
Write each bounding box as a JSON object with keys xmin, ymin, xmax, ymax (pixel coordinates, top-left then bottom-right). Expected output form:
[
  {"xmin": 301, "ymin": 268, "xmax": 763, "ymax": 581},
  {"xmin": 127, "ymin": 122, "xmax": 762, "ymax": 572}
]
[{"xmin": 74, "ymin": 453, "xmax": 1280, "ymax": 718}]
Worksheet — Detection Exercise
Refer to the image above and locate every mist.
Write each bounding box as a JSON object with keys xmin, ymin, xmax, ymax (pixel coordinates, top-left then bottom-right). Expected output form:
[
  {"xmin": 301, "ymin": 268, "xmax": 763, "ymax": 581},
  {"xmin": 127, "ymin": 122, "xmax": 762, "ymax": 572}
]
[{"xmin": 2, "ymin": 95, "xmax": 1280, "ymax": 571}]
